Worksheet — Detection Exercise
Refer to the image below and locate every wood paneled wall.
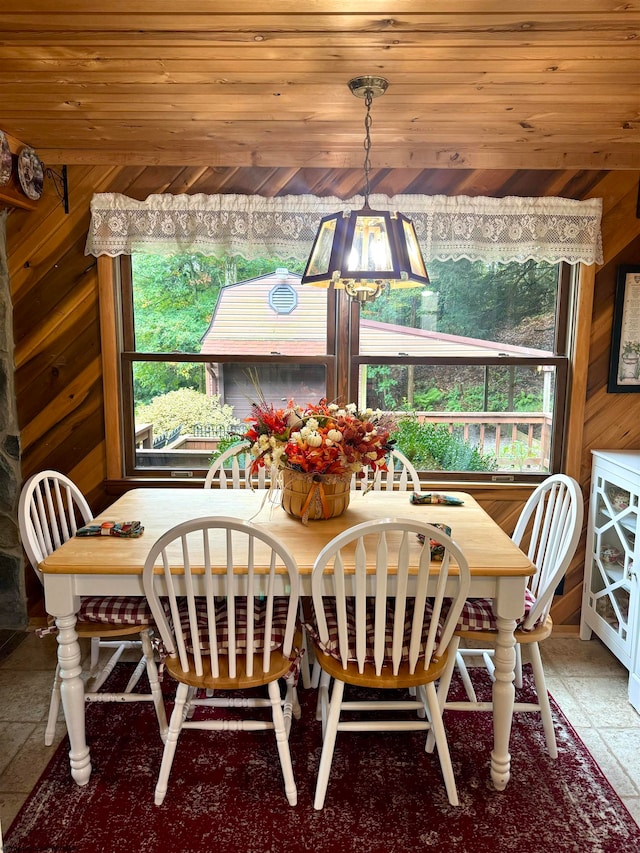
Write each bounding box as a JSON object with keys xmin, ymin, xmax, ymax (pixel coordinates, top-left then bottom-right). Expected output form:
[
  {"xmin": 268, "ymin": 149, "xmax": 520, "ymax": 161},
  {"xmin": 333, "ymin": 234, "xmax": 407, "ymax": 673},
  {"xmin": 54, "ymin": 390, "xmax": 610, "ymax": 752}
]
[{"xmin": 7, "ymin": 165, "xmax": 640, "ymax": 625}]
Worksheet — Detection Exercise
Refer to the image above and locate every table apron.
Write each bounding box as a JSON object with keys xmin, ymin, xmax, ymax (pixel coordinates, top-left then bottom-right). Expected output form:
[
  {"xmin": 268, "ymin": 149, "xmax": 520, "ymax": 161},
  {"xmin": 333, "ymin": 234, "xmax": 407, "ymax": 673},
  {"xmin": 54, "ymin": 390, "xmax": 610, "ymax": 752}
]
[{"xmin": 43, "ymin": 572, "xmax": 520, "ymax": 616}]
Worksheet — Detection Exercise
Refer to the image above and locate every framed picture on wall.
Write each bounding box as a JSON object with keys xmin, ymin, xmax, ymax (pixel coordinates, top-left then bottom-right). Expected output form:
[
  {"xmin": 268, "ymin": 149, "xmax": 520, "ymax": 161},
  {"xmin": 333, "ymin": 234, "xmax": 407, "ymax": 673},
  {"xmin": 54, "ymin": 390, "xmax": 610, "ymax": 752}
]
[{"xmin": 608, "ymin": 264, "xmax": 640, "ymax": 392}]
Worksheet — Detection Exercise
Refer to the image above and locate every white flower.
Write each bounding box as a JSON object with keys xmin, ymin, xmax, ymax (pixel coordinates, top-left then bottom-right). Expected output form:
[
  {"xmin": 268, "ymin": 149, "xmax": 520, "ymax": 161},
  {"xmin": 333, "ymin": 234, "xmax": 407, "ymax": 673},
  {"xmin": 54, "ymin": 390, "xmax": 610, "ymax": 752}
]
[
  {"xmin": 258, "ymin": 434, "xmax": 270, "ymax": 449},
  {"xmin": 328, "ymin": 403, "xmax": 339, "ymax": 412},
  {"xmin": 306, "ymin": 417, "xmax": 319, "ymax": 431},
  {"xmin": 327, "ymin": 429, "xmax": 343, "ymax": 442},
  {"xmin": 346, "ymin": 403, "xmax": 357, "ymax": 414},
  {"xmin": 300, "ymin": 425, "xmax": 312, "ymax": 439},
  {"xmin": 337, "ymin": 409, "xmax": 346, "ymax": 417},
  {"xmin": 272, "ymin": 446, "xmax": 286, "ymax": 465}
]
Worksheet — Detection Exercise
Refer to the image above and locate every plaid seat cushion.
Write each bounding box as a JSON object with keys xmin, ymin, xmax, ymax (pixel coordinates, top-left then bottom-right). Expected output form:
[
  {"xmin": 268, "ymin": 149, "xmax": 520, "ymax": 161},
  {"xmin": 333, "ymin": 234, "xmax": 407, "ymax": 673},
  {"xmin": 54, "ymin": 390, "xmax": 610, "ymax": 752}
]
[
  {"xmin": 177, "ymin": 596, "xmax": 290, "ymax": 655},
  {"xmin": 454, "ymin": 587, "xmax": 539, "ymax": 632},
  {"xmin": 78, "ymin": 595, "xmax": 154, "ymax": 626},
  {"xmin": 304, "ymin": 597, "xmax": 439, "ymax": 665}
]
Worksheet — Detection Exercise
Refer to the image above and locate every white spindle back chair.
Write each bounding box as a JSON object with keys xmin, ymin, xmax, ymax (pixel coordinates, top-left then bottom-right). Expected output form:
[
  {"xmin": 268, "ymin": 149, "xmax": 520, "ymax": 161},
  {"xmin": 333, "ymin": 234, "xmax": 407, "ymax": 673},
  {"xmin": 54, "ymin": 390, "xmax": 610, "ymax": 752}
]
[
  {"xmin": 352, "ymin": 447, "xmax": 420, "ymax": 492},
  {"xmin": 308, "ymin": 517, "xmax": 471, "ymax": 809},
  {"xmin": 311, "ymin": 450, "xmax": 421, "ymax": 691},
  {"xmin": 142, "ymin": 515, "xmax": 301, "ymax": 806},
  {"xmin": 203, "ymin": 440, "xmax": 269, "ymax": 489},
  {"xmin": 18, "ymin": 470, "xmax": 167, "ymax": 745},
  {"xmin": 440, "ymin": 474, "xmax": 583, "ymax": 758}
]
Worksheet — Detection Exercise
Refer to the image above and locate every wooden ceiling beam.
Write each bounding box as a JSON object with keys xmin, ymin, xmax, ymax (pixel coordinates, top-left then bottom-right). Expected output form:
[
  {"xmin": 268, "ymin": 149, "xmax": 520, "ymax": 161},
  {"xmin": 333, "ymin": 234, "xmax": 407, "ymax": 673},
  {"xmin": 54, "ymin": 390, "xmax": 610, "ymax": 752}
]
[
  {"xmin": 32, "ymin": 146, "xmax": 640, "ymax": 171},
  {"xmin": 5, "ymin": 1, "xmax": 639, "ymax": 12},
  {"xmin": 2, "ymin": 45, "xmax": 640, "ymax": 61},
  {"xmin": 2, "ymin": 106, "xmax": 636, "ymax": 126},
  {"xmin": 3, "ymin": 12, "xmax": 640, "ymax": 33}
]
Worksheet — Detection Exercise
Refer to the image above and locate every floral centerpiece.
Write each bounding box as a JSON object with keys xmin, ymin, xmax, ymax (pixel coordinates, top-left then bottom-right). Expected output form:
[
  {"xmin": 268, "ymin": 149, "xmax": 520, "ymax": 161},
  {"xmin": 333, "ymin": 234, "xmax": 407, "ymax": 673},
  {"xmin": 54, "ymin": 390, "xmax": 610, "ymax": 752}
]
[{"xmin": 243, "ymin": 396, "xmax": 397, "ymax": 522}]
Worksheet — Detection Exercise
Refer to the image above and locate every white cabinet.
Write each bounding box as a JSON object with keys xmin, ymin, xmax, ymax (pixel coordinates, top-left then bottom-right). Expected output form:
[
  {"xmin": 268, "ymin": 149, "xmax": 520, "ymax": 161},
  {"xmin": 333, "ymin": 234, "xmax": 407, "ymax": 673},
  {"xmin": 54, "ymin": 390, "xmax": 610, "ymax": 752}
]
[{"xmin": 580, "ymin": 450, "xmax": 640, "ymax": 713}]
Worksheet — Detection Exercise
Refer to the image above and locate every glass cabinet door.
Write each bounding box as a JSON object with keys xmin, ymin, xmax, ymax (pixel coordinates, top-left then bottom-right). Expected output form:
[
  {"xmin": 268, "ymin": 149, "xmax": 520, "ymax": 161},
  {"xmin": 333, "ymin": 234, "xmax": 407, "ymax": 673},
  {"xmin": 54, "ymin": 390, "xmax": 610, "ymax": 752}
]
[{"xmin": 588, "ymin": 473, "xmax": 637, "ymax": 665}]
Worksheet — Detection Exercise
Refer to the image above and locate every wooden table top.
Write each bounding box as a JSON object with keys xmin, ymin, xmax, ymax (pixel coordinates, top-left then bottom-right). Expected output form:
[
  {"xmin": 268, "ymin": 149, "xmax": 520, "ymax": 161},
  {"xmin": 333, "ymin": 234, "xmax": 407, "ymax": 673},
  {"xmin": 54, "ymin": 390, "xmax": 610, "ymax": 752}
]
[{"xmin": 39, "ymin": 488, "xmax": 534, "ymax": 579}]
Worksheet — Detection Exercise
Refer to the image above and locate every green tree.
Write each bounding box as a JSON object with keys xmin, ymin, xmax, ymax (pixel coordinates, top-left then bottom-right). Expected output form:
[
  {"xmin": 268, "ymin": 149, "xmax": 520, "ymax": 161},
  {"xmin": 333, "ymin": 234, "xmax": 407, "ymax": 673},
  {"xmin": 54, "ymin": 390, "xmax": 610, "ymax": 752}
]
[
  {"xmin": 133, "ymin": 255, "xmax": 223, "ymax": 352},
  {"xmin": 131, "ymin": 254, "xmax": 304, "ymax": 404},
  {"xmin": 362, "ymin": 258, "xmax": 557, "ymax": 343},
  {"xmin": 362, "ymin": 288, "xmax": 424, "ymax": 327},
  {"xmin": 428, "ymin": 258, "xmax": 557, "ymax": 344}
]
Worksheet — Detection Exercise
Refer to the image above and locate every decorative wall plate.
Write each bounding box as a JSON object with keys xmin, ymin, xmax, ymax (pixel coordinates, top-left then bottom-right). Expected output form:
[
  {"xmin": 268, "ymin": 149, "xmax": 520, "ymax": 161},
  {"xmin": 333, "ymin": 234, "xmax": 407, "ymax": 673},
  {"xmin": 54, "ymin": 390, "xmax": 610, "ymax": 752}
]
[
  {"xmin": 17, "ymin": 146, "xmax": 44, "ymax": 200},
  {"xmin": 0, "ymin": 131, "xmax": 12, "ymax": 187}
]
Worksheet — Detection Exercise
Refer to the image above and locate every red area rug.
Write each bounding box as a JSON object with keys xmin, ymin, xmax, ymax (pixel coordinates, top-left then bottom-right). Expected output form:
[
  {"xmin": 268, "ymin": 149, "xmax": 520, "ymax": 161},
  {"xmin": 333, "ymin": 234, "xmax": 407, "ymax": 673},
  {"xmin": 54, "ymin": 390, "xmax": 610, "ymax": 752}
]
[{"xmin": 5, "ymin": 664, "xmax": 640, "ymax": 853}]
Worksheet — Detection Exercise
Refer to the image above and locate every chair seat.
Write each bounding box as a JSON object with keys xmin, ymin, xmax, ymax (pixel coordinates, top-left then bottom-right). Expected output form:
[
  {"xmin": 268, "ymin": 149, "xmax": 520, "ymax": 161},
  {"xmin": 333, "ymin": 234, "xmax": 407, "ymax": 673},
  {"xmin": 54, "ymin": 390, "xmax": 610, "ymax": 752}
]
[
  {"xmin": 78, "ymin": 595, "xmax": 155, "ymax": 626},
  {"xmin": 304, "ymin": 597, "xmax": 440, "ymax": 666},
  {"xmin": 314, "ymin": 639, "xmax": 450, "ymax": 689},
  {"xmin": 38, "ymin": 596, "xmax": 155, "ymax": 638},
  {"xmin": 73, "ymin": 620, "xmax": 148, "ymax": 639},
  {"xmin": 165, "ymin": 642, "xmax": 301, "ymax": 690},
  {"xmin": 453, "ymin": 587, "xmax": 539, "ymax": 633},
  {"xmin": 455, "ymin": 613, "xmax": 554, "ymax": 645}
]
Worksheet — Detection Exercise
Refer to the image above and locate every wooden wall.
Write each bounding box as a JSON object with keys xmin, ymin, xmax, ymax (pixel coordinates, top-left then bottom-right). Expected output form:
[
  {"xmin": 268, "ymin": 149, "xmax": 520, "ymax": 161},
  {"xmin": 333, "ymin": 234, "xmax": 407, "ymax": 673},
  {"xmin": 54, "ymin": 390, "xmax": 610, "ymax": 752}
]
[{"xmin": 6, "ymin": 165, "xmax": 640, "ymax": 625}]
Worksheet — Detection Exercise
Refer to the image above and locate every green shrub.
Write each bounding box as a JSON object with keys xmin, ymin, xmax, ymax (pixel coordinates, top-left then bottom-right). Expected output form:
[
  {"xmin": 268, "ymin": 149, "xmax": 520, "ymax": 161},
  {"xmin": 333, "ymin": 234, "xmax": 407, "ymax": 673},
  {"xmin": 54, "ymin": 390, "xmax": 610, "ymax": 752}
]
[
  {"xmin": 395, "ymin": 417, "xmax": 497, "ymax": 472},
  {"xmin": 513, "ymin": 391, "xmax": 543, "ymax": 412},
  {"xmin": 136, "ymin": 388, "xmax": 238, "ymax": 436},
  {"xmin": 411, "ymin": 388, "xmax": 445, "ymax": 410}
]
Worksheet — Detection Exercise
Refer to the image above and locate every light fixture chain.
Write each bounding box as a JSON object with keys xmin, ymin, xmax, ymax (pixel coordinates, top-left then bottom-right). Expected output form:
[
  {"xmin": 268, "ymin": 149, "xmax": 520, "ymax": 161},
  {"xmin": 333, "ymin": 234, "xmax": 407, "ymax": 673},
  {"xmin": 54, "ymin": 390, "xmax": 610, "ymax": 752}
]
[{"xmin": 362, "ymin": 87, "xmax": 373, "ymax": 206}]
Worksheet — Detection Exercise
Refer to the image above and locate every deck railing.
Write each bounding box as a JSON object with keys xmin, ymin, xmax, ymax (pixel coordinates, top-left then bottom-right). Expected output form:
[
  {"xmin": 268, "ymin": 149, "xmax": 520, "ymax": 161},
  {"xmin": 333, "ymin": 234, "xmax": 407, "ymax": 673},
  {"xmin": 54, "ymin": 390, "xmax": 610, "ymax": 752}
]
[
  {"xmin": 135, "ymin": 411, "xmax": 553, "ymax": 472},
  {"xmin": 397, "ymin": 411, "xmax": 553, "ymax": 472}
]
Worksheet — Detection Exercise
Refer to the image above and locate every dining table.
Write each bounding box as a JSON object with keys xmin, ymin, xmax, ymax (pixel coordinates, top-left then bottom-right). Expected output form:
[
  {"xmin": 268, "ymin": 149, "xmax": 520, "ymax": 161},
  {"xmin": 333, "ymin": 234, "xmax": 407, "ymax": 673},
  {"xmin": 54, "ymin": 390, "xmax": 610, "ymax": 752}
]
[{"xmin": 39, "ymin": 486, "xmax": 534, "ymax": 793}]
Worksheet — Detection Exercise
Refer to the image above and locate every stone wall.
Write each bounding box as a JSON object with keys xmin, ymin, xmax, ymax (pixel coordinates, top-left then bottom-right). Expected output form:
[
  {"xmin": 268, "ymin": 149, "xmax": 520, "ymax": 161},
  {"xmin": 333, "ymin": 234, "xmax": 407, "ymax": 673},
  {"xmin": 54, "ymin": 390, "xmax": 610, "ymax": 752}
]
[{"xmin": 0, "ymin": 210, "xmax": 27, "ymax": 630}]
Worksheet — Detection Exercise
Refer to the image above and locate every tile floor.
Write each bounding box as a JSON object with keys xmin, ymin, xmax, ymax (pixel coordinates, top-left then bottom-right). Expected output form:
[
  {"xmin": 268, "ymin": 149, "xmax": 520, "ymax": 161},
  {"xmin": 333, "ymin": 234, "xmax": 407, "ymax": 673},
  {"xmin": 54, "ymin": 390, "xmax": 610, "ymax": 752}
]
[{"xmin": 0, "ymin": 630, "xmax": 639, "ymax": 837}]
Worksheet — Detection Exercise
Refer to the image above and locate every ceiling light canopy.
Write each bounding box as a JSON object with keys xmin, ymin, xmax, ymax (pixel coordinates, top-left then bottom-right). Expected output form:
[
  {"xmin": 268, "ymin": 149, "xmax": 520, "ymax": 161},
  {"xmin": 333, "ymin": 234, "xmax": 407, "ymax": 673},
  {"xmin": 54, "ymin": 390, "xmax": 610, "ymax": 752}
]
[{"xmin": 301, "ymin": 76, "xmax": 429, "ymax": 304}]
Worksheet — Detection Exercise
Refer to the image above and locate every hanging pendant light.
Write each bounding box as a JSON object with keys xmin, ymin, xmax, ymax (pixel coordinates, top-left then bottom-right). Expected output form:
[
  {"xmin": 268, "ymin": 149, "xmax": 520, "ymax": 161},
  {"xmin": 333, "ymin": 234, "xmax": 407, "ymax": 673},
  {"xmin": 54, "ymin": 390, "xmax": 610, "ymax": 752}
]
[{"xmin": 301, "ymin": 76, "xmax": 429, "ymax": 304}]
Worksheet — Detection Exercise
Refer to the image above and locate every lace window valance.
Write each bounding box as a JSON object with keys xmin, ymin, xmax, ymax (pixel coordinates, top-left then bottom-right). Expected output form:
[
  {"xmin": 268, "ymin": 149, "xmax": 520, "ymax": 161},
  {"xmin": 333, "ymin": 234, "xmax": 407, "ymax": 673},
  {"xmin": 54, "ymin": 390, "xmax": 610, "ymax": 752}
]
[{"xmin": 85, "ymin": 192, "xmax": 603, "ymax": 266}]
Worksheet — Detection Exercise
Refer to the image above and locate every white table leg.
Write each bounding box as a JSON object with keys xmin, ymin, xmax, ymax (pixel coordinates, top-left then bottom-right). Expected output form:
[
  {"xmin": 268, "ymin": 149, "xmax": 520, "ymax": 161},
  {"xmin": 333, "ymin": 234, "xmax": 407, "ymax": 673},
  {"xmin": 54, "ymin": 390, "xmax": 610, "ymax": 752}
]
[
  {"xmin": 55, "ymin": 613, "xmax": 92, "ymax": 786},
  {"xmin": 490, "ymin": 574, "xmax": 526, "ymax": 791},
  {"xmin": 490, "ymin": 613, "xmax": 517, "ymax": 791}
]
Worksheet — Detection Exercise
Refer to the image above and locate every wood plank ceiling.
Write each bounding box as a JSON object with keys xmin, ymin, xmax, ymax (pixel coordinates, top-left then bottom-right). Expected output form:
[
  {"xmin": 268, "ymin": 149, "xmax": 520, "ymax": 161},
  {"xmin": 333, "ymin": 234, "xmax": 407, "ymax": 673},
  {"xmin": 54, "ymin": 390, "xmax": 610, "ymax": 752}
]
[{"xmin": 1, "ymin": 1, "xmax": 639, "ymax": 174}]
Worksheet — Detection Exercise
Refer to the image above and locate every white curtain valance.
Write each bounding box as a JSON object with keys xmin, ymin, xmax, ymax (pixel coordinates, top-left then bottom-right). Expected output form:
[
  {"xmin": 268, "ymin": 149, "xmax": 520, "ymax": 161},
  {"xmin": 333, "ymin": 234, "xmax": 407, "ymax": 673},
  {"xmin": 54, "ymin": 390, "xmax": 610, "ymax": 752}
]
[{"xmin": 85, "ymin": 192, "xmax": 603, "ymax": 266}]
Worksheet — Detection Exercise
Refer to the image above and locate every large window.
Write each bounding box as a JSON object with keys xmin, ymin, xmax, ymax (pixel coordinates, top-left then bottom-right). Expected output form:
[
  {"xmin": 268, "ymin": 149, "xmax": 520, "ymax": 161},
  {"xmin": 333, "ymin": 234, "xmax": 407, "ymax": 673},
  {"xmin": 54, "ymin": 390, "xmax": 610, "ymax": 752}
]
[
  {"xmin": 354, "ymin": 258, "xmax": 570, "ymax": 480},
  {"xmin": 113, "ymin": 251, "xmax": 570, "ymax": 482}
]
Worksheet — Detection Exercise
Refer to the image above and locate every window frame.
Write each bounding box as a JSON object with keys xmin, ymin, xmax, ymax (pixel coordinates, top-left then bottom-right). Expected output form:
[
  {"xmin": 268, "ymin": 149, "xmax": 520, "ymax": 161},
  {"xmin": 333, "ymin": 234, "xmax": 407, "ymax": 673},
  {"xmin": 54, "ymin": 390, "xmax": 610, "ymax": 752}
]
[
  {"xmin": 351, "ymin": 354, "xmax": 568, "ymax": 482},
  {"xmin": 118, "ymin": 256, "xmax": 338, "ymax": 479},
  {"xmin": 99, "ymin": 255, "xmax": 587, "ymax": 485},
  {"xmin": 348, "ymin": 263, "xmax": 572, "ymax": 483}
]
